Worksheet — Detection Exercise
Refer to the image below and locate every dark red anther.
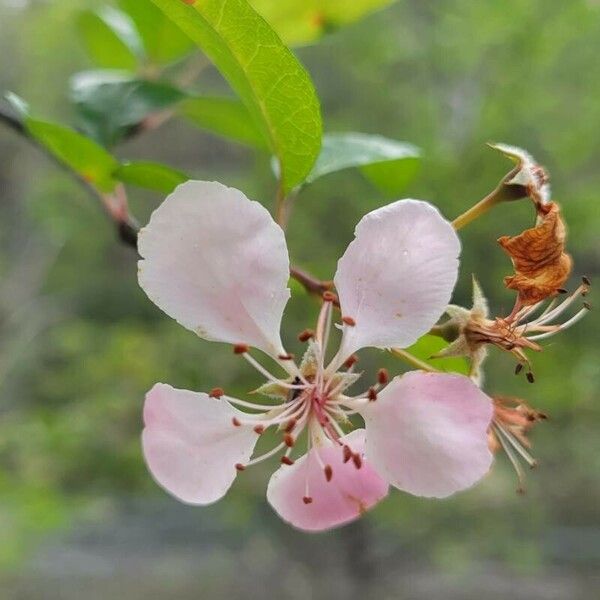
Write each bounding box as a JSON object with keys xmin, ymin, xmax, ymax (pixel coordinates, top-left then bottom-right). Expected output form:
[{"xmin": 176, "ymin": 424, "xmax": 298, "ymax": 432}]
[
  {"xmin": 284, "ymin": 418, "xmax": 297, "ymax": 433},
  {"xmin": 235, "ymin": 463, "xmax": 245, "ymax": 471},
  {"xmin": 233, "ymin": 343, "xmax": 249, "ymax": 354},
  {"xmin": 281, "ymin": 456, "xmax": 295, "ymax": 466},
  {"xmin": 352, "ymin": 453, "xmax": 363, "ymax": 470},
  {"xmin": 209, "ymin": 387, "xmax": 224, "ymax": 399},
  {"xmin": 342, "ymin": 316, "xmax": 356, "ymax": 327},
  {"xmin": 253, "ymin": 425, "xmax": 265, "ymax": 435},
  {"xmin": 324, "ymin": 465, "xmax": 333, "ymax": 482},
  {"xmin": 557, "ymin": 288, "xmax": 568, "ymax": 295},
  {"xmin": 284, "ymin": 433, "xmax": 295, "ymax": 448},
  {"xmin": 278, "ymin": 353, "xmax": 295, "ymax": 360},
  {"xmin": 302, "ymin": 496, "xmax": 313, "ymax": 505},
  {"xmin": 344, "ymin": 354, "xmax": 359, "ymax": 369},
  {"xmin": 377, "ymin": 368, "xmax": 389, "ymax": 385},
  {"xmin": 526, "ymin": 372, "xmax": 535, "ymax": 384},
  {"xmin": 298, "ymin": 329, "xmax": 315, "ymax": 342},
  {"xmin": 367, "ymin": 387, "xmax": 378, "ymax": 401},
  {"xmin": 322, "ymin": 291, "xmax": 337, "ymax": 303},
  {"xmin": 342, "ymin": 445, "xmax": 352, "ymax": 464},
  {"xmin": 232, "ymin": 417, "xmax": 242, "ymax": 427}
]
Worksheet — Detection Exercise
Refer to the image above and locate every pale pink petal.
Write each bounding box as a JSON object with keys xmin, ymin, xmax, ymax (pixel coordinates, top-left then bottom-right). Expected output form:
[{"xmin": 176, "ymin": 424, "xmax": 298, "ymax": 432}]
[
  {"xmin": 361, "ymin": 372, "xmax": 493, "ymax": 498},
  {"xmin": 142, "ymin": 383, "xmax": 258, "ymax": 505},
  {"xmin": 266, "ymin": 430, "xmax": 388, "ymax": 532},
  {"xmin": 138, "ymin": 181, "xmax": 290, "ymax": 356},
  {"xmin": 334, "ymin": 200, "xmax": 460, "ymax": 359}
]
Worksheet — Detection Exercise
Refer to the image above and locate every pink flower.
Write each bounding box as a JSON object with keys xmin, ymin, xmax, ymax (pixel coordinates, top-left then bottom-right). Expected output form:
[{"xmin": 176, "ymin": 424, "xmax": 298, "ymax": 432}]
[{"xmin": 138, "ymin": 181, "xmax": 494, "ymax": 532}]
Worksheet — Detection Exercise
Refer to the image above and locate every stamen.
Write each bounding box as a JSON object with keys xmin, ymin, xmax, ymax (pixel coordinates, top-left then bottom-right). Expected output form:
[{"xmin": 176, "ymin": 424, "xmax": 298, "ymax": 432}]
[
  {"xmin": 515, "ymin": 363, "xmax": 524, "ymax": 375},
  {"xmin": 253, "ymin": 425, "xmax": 265, "ymax": 435},
  {"xmin": 232, "ymin": 417, "xmax": 241, "ymax": 427},
  {"xmin": 303, "ymin": 496, "xmax": 313, "ymax": 504},
  {"xmin": 322, "ymin": 291, "xmax": 337, "ymax": 303},
  {"xmin": 367, "ymin": 387, "xmax": 378, "ymax": 401},
  {"xmin": 377, "ymin": 368, "xmax": 389, "ymax": 385},
  {"xmin": 245, "ymin": 441, "xmax": 287, "ymax": 467},
  {"xmin": 233, "ymin": 343, "xmax": 249, "ymax": 354},
  {"xmin": 527, "ymin": 306, "xmax": 590, "ymax": 340},
  {"xmin": 235, "ymin": 463, "xmax": 245, "ymax": 471},
  {"xmin": 352, "ymin": 453, "xmax": 362, "ymax": 470},
  {"xmin": 281, "ymin": 456, "xmax": 295, "ymax": 466},
  {"xmin": 242, "ymin": 352, "xmax": 306, "ymax": 390},
  {"xmin": 526, "ymin": 372, "xmax": 535, "ymax": 384},
  {"xmin": 343, "ymin": 445, "xmax": 352, "ymax": 463},
  {"xmin": 284, "ymin": 418, "xmax": 297, "ymax": 433},
  {"xmin": 344, "ymin": 354, "xmax": 359, "ymax": 369},
  {"xmin": 492, "ymin": 423, "xmax": 527, "ymax": 494},
  {"xmin": 209, "ymin": 387, "xmax": 225, "ymax": 399},
  {"xmin": 278, "ymin": 353, "xmax": 295, "ymax": 361},
  {"xmin": 342, "ymin": 316, "xmax": 356, "ymax": 326},
  {"xmin": 324, "ymin": 464, "xmax": 333, "ymax": 482},
  {"xmin": 284, "ymin": 433, "xmax": 295, "ymax": 447},
  {"xmin": 298, "ymin": 329, "xmax": 314, "ymax": 342}
]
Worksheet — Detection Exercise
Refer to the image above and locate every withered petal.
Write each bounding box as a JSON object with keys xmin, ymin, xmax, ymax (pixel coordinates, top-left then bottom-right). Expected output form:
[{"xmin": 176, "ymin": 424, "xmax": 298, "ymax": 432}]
[{"xmin": 498, "ymin": 202, "xmax": 572, "ymax": 305}]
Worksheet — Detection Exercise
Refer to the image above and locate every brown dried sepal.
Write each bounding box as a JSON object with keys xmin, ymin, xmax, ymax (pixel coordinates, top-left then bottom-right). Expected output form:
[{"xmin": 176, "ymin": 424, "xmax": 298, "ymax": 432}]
[{"xmin": 498, "ymin": 202, "xmax": 572, "ymax": 306}]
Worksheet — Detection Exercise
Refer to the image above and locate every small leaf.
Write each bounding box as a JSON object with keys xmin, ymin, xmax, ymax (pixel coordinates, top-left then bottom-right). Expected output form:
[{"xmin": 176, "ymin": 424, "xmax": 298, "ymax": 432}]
[
  {"xmin": 114, "ymin": 161, "xmax": 188, "ymax": 193},
  {"xmin": 77, "ymin": 7, "xmax": 143, "ymax": 70},
  {"xmin": 70, "ymin": 70, "xmax": 185, "ymax": 146},
  {"xmin": 180, "ymin": 96, "xmax": 268, "ymax": 149},
  {"xmin": 250, "ymin": 0, "xmax": 397, "ymax": 46},
  {"xmin": 118, "ymin": 0, "xmax": 194, "ymax": 64},
  {"xmin": 25, "ymin": 119, "xmax": 119, "ymax": 192},
  {"xmin": 405, "ymin": 334, "xmax": 470, "ymax": 375},
  {"xmin": 306, "ymin": 132, "xmax": 421, "ymax": 192},
  {"xmin": 149, "ymin": 0, "xmax": 322, "ymax": 193}
]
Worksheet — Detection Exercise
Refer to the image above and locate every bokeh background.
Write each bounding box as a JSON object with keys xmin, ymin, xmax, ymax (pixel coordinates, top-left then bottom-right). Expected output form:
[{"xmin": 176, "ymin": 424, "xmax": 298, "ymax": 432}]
[{"xmin": 1, "ymin": 0, "xmax": 599, "ymax": 598}]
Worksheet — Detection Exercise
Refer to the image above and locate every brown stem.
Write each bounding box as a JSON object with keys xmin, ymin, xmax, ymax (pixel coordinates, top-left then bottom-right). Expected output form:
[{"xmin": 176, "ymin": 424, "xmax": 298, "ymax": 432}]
[{"xmin": 289, "ymin": 266, "xmax": 337, "ymax": 301}]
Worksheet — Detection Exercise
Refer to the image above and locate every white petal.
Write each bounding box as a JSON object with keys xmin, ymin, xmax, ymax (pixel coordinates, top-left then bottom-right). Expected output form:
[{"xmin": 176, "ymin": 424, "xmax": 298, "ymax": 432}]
[
  {"xmin": 138, "ymin": 181, "xmax": 290, "ymax": 356},
  {"xmin": 361, "ymin": 372, "xmax": 493, "ymax": 498},
  {"xmin": 334, "ymin": 200, "xmax": 460, "ymax": 359},
  {"xmin": 142, "ymin": 383, "xmax": 258, "ymax": 505}
]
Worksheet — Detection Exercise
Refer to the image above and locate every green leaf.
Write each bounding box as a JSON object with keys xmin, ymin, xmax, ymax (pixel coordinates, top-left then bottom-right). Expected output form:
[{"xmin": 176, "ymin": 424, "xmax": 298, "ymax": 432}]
[
  {"xmin": 70, "ymin": 70, "xmax": 185, "ymax": 146},
  {"xmin": 25, "ymin": 119, "xmax": 119, "ymax": 192},
  {"xmin": 113, "ymin": 161, "xmax": 188, "ymax": 193},
  {"xmin": 179, "ymin": 96, "xmax": 268, "ymax": 149},
  {"xmin": 405, "ymin": 335, "xmax": 470, "ymax": 376},
  {"xmin": 117, "ymin": 0, "xmax": 194, "ymax": 64},
  {"xmin": 250, "ymin": 0, "xmax": 396, "ymax": 46},
  {"xmin": 149, "ymin": 0, "xmax": 322, "ymax": 193},
  {"xmin": 306, "ymin": 132, "xmax": 421, "ymax": 192},
  {"xmin": 77, "ymin": 7, "xmax": 143, "ymax": 70},
  {"xmin": 361, "ymin": 156, "xmax": 421, "ymax": 195}
]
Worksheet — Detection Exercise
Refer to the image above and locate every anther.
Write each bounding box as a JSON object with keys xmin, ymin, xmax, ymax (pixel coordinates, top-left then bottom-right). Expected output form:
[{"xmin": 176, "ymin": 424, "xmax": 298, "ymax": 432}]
[
  {"xmin": 583, "ymin": 301, "xmax": 591, "ymax": 310},
  {"xmin": 526, "ymin": 372, "xmax": 535, "ymax": 384},
  {"xmin": 377, "ymin": 368, "xmax": 389, "ymax": 385},
  {"xmin": 342, "ymin": 316, "xmax": 356, "ymax": 326},
  {"xmin": 281, "ymin": 456, "xmax": 295, "ymax": 466},
  {"xmin": 367, "ymin": 387, "xmax": 378, "ymax": 401},
  {"xmin": 324, "ymin": 465, "xmax": 333, "ymax": 482},
  {"xmin": 298, "ymin": 329, "xmax": 314, "ymax": 342},
  {"xmin": 278, "ymin": 353, "xmax": 295, "ymax": 360},
  {"xmin": 253, "ymin": 425, "xmax": 265, "ymax": 435},
  {"xmin": 284, "ymin": 418, "xmax": 297, "ymax": 433},
  {"xmin": 232, "ymin": 417, "xmax": 242, "ymax": 427},
  {"xmin": 342, "ymin": 445, "xmax": 352, "ymax": 464},
  {"xmin": 322, "ymin": 291, "xmax": 337, "ymax": 303},
  {"xmin": 235, "ymin": 463, "xmax": 245, "ymax": 471},
  {"xmin": 209, "ymin": 387, "xmax": 224, "ymax": 399},
  {"xmin": 302, "ymin": 496, "xmax": 313, "ymax": 505},
  {"xmin": 352, "ymin": 453, "xmax": 362, "ymax": 469},
  {"xmin": 233, "ymin": 343, "xmax": 249, "ymax": 354},
  {"xmin": 344, "ymin": 354, "xmax": 359, "ymax": 369},
  {"xmin": 284, "ymin": 433, "xmax": 295, "ymax": 448},
  {"xmin": 515, "ymin": 364, "xmax": 523, "ymax": 375},
  {"xmin": 557, "ymin": 288, "xmax": 568, "ymax": 295},
  {"xmin": 582, "ymin": 276, "xmax": 591, "ymax": 287}
]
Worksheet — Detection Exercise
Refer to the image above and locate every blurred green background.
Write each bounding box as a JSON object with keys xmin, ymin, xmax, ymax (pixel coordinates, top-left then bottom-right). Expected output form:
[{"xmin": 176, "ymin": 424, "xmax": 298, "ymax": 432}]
[{"xmin": 0, "ymin": 0, "xmax": 598, "ymax": 598}]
